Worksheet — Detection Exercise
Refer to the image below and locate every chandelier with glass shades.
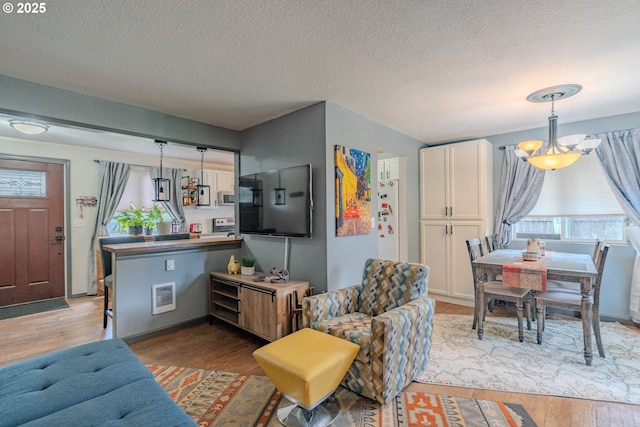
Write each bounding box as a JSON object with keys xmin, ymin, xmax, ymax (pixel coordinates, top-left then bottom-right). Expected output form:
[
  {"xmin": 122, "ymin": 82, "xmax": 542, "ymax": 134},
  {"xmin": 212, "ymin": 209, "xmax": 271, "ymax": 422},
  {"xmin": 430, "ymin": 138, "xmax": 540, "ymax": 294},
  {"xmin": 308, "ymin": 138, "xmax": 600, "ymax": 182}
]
[{"xmin": 515, "ymin": 84, "xmax": 601, "ymax": 170}]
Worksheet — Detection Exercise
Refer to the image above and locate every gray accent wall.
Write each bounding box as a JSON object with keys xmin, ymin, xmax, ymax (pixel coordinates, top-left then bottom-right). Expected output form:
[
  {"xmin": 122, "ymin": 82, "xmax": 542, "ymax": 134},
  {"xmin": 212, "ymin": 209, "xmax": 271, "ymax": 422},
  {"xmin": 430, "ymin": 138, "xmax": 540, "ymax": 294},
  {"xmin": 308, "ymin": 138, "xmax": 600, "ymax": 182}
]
[{"xmin": 239, "ymin": 103, "xmax": 328, "ymax": 290}]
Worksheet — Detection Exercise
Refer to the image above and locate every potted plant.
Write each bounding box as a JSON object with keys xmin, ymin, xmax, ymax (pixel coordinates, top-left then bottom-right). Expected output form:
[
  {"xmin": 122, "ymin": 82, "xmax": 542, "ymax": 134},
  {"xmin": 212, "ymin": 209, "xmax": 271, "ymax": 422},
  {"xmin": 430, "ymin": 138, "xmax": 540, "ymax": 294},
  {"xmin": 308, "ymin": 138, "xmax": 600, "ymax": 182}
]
[
  {"xmin": 113, "ymin": 204, "xmax": 167, "ymax": 235},
  {"xmin": 113, "ymin": 204, "xmax": 146, "ymax": 235},
  {"xmin": 241, "ymin": 256, "xmax": 256, "ymax": 276},
  {"xmin": 143, "ymin": 204, "xmax": 167, "ymax": 235}
]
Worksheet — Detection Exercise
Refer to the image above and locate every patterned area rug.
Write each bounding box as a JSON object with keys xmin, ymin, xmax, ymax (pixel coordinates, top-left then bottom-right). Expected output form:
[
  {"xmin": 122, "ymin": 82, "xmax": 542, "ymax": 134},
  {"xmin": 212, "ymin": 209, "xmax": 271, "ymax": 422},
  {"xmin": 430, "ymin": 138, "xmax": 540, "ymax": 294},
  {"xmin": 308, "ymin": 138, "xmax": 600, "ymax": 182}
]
[
  {"xmin": 148, "ymin": 365, "xmax": 537, "ymax": 426},
  {"xmin": 417, "ymin": 314, "xmax": 640, "ymax": 404}
]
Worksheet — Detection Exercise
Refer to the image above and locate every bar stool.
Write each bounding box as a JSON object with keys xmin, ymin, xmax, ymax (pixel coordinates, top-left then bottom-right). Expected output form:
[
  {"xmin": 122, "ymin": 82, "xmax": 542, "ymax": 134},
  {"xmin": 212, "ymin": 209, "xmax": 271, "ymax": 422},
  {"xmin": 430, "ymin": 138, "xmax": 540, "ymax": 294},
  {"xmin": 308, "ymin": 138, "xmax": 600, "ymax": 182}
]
[{"xmin": 98, "ymin": 235, "xmax": 145, "ymax": 328}]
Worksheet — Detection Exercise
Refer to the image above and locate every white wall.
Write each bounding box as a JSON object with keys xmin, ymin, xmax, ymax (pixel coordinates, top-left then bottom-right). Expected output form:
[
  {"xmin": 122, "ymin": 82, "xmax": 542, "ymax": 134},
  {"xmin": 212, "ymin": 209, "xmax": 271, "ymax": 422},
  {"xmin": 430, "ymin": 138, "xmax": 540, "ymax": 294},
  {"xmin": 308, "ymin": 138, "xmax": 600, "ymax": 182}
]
[{"xmin": 0, "ymin": 135, "xmax": 232, "ymax": 296}]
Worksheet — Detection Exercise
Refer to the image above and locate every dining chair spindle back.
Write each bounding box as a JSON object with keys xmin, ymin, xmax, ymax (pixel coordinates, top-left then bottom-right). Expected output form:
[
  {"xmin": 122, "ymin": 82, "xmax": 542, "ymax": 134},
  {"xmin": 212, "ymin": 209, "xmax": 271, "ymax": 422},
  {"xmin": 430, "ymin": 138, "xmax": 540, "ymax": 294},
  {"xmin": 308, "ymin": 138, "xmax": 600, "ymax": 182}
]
[
  {"xmin": 534, "ymin": 244, "xmax": 610, "ymax": 357},
  {"xmin": 467, "ymin": 238, "xmax": 532, "ymax": 342}
]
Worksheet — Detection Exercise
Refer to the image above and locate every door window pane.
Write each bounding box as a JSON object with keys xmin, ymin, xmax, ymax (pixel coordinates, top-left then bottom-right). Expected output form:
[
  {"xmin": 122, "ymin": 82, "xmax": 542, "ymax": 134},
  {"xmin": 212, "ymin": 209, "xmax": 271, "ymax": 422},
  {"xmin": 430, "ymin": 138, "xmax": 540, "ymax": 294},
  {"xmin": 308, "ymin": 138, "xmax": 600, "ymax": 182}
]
[{"xmin": 0, "ymin": 169, "xmax": 46, "ymax": 197}]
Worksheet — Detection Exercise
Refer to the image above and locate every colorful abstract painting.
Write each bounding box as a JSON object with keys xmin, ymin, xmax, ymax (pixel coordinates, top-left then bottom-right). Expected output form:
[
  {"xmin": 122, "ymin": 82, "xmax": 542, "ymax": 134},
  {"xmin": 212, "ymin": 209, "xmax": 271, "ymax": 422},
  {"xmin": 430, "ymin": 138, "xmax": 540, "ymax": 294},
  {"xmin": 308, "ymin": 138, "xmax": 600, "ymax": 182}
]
[{"xmin": 335, "ymin": 145, "xmax": 371, "ymax": 236}]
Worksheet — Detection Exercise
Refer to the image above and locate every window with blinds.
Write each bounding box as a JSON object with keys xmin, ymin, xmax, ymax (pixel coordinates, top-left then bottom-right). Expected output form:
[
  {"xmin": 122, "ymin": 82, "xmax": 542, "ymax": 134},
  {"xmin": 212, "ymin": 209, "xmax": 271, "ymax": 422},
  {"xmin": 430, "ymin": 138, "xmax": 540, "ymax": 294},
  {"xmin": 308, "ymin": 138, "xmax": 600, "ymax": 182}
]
[
  {"xmin": 514, "ymin": 153, "xmax": 628, "ymax": 242},
  {"xmin": 115, "ymin": 168, "xmax": 155, "ymax": 212}
]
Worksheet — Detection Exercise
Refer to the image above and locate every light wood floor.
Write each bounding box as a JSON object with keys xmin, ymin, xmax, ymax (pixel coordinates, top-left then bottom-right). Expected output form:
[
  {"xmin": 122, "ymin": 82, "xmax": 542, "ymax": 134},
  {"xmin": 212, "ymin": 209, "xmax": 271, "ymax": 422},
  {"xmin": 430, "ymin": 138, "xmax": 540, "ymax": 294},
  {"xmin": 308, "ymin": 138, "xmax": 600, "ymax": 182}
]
[{"xmin": 1, "ymin": 296, "xmax": 639, "ymax": 427}]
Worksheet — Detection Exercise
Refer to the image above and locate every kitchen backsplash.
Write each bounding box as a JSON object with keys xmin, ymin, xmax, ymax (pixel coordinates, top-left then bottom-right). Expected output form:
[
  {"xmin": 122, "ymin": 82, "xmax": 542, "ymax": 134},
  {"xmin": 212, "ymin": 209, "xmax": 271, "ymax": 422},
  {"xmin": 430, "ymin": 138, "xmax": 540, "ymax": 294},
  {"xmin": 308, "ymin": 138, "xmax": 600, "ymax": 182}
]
[{"xmin": 183, "ymin": 205, "xmax": 235, "ymax": 234}]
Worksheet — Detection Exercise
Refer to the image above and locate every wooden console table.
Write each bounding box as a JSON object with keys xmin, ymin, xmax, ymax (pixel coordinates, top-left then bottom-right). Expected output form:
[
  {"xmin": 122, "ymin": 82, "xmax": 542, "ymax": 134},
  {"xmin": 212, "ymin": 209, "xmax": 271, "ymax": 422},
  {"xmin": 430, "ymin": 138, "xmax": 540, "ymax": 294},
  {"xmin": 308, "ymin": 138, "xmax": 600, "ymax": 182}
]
[{"xmin": 209, "ymin": 272, "xmax": 309, "ymax": 341}]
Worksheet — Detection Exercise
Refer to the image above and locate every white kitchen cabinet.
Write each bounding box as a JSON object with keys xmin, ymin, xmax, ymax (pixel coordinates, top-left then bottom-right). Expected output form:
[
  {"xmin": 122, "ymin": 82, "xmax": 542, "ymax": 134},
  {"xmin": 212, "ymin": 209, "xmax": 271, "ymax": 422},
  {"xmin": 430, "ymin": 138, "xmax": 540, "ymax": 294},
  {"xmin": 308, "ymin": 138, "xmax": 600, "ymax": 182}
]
[
  {"xmin": 420, "ymin": 220, "xmax": 485, "ymax": 301},
  {"xmin": 419, "ymin": 139, "xmax": 493, "ymax": 305},
  {"xmin": 193, "ymin": 169, "xmax": 234, "ymax": 208},
  {"xmin": 420, "ymin": 139, "xmax": 492, "ymax": 221},
  {"xmin": 216, "ymin": 171, "xmax": 235, "ymax": 193},
  {"xmin": 377, "ymin": 158, "xmax": 399, "ymax": 181}
]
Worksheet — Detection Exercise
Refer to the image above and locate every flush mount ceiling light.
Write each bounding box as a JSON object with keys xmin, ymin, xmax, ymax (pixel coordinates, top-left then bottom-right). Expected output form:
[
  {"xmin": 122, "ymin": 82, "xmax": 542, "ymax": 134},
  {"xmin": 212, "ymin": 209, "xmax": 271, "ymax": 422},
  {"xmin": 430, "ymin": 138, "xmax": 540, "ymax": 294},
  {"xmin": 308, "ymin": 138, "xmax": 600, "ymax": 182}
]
[
  {"xmin": 515, "ymin": 84, "xmax": 602, "ymax": 170},
  {"xmin": 9, "ymin": 120, "xmax": 49, "ymax": 135},
  {"xmin": 152, "ymin": 140, "xmax": 171, "ymax": 202}
]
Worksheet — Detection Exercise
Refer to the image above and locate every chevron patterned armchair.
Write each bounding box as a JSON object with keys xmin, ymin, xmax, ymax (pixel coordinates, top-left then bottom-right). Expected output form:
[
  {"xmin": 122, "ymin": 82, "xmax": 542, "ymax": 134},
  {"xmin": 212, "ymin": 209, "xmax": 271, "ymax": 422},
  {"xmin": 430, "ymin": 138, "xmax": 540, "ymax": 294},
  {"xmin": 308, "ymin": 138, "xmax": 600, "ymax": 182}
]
[{"xmin": 302, "ymin": 258, "xmax": 435, "ymax": 404}]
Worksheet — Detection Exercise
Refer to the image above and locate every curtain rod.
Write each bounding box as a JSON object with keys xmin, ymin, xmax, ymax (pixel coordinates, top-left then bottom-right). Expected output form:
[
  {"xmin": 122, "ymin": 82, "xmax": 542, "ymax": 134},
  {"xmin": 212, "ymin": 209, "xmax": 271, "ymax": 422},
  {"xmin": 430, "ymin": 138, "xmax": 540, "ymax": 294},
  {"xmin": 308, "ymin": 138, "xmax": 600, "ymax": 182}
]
[{"xmin": 93, "ymin": 159, "xmax": 187, "ymax": 171}]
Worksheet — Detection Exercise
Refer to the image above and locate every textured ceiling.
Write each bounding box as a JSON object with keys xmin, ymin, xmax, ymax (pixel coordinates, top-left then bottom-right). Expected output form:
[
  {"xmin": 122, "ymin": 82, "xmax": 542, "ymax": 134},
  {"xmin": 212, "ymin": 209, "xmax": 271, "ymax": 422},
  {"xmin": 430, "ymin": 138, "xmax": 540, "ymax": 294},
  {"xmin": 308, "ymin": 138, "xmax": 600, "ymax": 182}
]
[{"xmin": 0, "ymin": 0, "xmax": 639, "ymax": 146}]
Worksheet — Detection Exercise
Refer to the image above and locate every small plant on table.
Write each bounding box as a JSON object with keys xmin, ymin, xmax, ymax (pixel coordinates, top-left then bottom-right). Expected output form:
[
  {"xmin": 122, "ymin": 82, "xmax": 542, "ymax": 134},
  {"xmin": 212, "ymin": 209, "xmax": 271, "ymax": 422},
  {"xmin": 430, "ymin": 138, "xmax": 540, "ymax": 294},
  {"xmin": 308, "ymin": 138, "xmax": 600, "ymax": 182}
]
[{"xmin": 241, "ymin": 256, "xmax": 256, "ymax": 275}]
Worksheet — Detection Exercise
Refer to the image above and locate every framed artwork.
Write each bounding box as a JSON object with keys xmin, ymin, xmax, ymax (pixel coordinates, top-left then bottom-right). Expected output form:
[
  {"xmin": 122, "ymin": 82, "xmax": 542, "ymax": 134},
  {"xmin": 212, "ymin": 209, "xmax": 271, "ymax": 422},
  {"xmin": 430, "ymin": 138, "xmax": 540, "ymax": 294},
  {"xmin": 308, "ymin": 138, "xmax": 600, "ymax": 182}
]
[
  {"xmin": 151, "ymin": 282, "xmax": 176, "ymax": 314},
  {"xmin": 334, "ymin": 145, "xmax": 371, "ymax": 236}
]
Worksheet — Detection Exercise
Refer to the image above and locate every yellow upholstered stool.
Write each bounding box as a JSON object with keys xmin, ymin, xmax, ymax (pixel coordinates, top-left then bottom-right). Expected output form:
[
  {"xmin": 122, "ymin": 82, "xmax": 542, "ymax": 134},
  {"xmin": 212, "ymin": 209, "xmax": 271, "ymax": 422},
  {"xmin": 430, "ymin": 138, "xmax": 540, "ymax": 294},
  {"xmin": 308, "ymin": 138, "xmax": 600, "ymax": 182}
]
[{"xmin": 253, "ymin": 327, "xmax": 359, "ymax": 427}]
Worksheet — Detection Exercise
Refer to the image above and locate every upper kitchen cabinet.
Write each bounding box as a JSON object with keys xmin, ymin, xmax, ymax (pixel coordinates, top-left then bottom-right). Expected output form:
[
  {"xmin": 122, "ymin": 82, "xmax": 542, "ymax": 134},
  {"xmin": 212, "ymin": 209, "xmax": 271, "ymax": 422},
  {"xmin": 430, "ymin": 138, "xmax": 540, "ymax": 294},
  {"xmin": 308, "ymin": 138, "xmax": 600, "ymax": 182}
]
[
  {"xmin": 419, "ymin": 139, "xmax": 493, "ymax": 221},
  {"xmin": 377, "ymin": 157, "xmax": 399, "ymax": 181},
  {"xmin": 216, "ymin": 171, "xmax": 234, "ymax": 193},
  {"xmin": 184, "ymin": 169, "xmax": 235, "ymax": 207}
]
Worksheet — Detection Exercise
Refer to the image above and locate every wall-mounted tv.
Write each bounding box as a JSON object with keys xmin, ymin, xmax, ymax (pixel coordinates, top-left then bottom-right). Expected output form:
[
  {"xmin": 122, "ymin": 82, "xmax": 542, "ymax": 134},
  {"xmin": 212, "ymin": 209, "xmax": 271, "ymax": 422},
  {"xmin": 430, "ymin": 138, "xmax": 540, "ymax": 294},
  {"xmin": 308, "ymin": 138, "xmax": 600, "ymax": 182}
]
[{"xmin": 238, "ymin": 164, "xmax": 313, "ymax": 238}]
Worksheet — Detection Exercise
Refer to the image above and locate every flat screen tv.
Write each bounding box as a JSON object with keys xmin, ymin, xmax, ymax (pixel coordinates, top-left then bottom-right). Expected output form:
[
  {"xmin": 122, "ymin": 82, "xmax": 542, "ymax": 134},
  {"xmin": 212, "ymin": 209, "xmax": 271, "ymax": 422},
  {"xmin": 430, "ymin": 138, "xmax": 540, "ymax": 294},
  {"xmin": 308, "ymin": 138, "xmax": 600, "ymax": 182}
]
[{"xmin": 238, "ymin": 164, "xmax": 313, "ymax": 238}]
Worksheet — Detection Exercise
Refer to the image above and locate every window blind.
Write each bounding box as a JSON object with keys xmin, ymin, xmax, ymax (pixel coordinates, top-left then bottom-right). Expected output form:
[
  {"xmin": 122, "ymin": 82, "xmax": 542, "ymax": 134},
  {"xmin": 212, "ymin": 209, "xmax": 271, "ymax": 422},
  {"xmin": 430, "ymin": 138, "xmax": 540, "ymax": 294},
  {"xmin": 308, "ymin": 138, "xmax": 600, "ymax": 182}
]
[
  {"xmin": 116, "ymin": 167, "xmax": 155, "ymax": 212},
  {"xmin": 528, "ymin": 153, "xmax": 624, "ymax": 216}
]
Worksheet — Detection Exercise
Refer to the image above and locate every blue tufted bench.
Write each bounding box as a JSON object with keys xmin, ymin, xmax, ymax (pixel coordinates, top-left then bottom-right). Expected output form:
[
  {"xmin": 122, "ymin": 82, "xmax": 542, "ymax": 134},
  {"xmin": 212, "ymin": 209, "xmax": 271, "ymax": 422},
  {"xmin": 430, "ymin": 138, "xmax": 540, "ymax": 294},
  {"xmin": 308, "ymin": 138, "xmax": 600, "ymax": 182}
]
[{"xmin": 0, "ymin": 339, "xmax": 195, "ymax": 427}]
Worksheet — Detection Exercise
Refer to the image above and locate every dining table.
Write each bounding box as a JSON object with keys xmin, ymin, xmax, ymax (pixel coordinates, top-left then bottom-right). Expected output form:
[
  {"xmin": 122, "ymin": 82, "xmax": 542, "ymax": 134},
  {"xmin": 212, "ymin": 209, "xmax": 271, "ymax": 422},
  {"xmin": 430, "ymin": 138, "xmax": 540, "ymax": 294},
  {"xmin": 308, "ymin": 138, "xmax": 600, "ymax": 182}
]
[{"xmin": 472, "ymin": 248, "xmax": 598, "ymax": 365}]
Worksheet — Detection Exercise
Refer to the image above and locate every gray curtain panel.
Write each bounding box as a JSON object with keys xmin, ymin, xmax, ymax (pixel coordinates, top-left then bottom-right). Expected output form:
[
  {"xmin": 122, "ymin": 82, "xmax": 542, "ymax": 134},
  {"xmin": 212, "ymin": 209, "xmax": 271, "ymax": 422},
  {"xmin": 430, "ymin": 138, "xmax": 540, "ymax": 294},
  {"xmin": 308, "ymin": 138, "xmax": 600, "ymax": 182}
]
[
  {"xmin": 594, "ymin": 128, "xmax": 640, "ymax": 226},
  {"xmin": 149, "ymin": 166, "xmax": 187, "ymax": 231},
  {"xmin": 627, "ymin": 225, "xmax": 640, "ymax": 323},
  {"xmin": 493, "ymin": 144, "xmax": 545, "ymax": 248},
  {"xmin": 87, "ymin": 161, "xmax": 132, "ymax": 295}
]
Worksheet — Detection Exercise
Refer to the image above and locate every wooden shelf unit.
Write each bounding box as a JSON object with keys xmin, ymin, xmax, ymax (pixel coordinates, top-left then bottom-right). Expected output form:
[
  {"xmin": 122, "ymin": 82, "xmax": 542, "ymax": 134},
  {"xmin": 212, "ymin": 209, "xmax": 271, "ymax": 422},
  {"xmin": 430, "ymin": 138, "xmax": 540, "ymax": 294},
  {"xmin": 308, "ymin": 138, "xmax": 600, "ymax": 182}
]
[{"xmin": 209, "ymin": 272, "xmax": 309, "ymax": 342}]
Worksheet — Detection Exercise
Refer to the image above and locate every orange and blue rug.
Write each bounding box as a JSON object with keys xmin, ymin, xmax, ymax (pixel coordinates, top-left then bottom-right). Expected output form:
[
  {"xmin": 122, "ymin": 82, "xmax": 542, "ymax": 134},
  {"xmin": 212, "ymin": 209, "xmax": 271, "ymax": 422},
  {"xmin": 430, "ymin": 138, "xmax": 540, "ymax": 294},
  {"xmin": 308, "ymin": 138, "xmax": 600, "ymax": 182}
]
[{"xmin": 148, "ymin": 365, "xmax": 537, "ymax": 426}]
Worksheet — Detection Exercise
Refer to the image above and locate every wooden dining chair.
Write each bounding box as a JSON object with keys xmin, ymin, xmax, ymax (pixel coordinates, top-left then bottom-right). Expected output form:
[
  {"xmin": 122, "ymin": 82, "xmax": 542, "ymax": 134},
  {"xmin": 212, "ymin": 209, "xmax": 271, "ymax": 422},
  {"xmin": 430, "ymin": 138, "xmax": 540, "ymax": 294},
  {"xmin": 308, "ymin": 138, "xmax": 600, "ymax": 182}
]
[
  {"xmin": 534, "ymin": 244, "xmax": 609, "ymax": 357},
  {"xmin": 466, "ymin": 238, "xmax": 532, "ymax": 342},
  {"xmin": 485, "ymin": 235, "xmax": 496, "ymax": 253},
  {"xmin": 546, "ymin": 239, "xmax": 604, "ymax": 295},
  {"xmin": 483, "ymin": 234, "xmax": 509, "ymax": 309}
]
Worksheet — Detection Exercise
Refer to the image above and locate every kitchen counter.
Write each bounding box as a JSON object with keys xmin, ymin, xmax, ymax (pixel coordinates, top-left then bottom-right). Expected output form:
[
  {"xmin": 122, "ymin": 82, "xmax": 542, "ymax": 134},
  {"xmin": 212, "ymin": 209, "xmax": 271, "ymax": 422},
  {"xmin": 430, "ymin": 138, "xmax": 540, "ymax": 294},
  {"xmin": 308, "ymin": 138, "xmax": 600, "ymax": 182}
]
[
  {"xmin": 102, "ymin": 236, "xmax": 242, "ymax": 255},
  {"xmin": 103, "ymin": 235, "xmax": 243, "ymax": 339}
]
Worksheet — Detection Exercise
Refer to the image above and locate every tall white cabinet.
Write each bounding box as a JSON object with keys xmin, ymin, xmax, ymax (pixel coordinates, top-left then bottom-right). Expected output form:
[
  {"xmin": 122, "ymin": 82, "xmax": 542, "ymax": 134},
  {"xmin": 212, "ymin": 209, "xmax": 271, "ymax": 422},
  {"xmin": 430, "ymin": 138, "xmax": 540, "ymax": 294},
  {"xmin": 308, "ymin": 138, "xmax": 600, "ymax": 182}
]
[{"xmin": 419, "ymin": 139, "xmax": 493, "ymax": 305}]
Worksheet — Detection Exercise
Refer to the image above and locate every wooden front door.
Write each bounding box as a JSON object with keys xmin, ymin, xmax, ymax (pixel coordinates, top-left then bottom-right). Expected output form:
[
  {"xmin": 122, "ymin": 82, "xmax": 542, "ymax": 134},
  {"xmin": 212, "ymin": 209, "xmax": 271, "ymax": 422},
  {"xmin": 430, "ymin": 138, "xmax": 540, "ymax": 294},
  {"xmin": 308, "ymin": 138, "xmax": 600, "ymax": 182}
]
[{"xmin": 0, "ymin": 159, "xmax": 65, "ymax": 307}]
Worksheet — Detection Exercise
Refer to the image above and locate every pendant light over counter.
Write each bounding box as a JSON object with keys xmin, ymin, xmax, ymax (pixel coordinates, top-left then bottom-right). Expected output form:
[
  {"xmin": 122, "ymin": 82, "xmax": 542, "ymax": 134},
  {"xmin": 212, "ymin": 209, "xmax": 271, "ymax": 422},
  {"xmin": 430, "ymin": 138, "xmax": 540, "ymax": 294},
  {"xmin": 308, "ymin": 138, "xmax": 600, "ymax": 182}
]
[
  {"xmin": 152, "ymin": 140, "xmax": 171, "ymax": 202},
  {"xmin": 196, "ymin": 147, "xmax": 211, "ymax": 206}
]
